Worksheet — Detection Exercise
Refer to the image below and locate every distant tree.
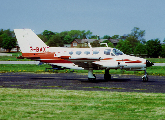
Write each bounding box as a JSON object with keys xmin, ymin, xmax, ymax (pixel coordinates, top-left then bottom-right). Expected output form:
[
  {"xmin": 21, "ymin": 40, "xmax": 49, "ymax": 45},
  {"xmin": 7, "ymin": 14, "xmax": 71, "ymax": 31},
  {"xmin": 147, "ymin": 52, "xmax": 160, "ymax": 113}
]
[
  {"xmin": 42, "ymin": 30, "xmax": 55, "ymax": 40},
  {"xmin": 116, "ymin": 40, "xmax": 132, "ymax": 55},
  {"xmin": 103, "ymin": 35, "xmax": 110, "ymax": 39},
  {"xmin": 85, "ymin": 30, "xmax": 92, "ymax": 39},
  {"xmin": 80, "ymin": 30, "xmax": 86, "ymax": 39},
  {"xmin": 60, "ymin": 31, "xmax": 69, "ymax": 40},
  {"xmin": 47, "ymin": 34, "xmax": 63, "ymax": 47},
  {"xmin": 63, "ymin": 35, "xmax": 73, "ymax": 44},
  {"xmin": 0, "ymin": 35, "xmax": 3, "ymax": 47},
  {"xmin": 111, "ymin": 35, "xmax": 120, "ymax": 39},
  {"xmin": 91, "ymin": 40, "xmax": 100, "ymax": 47},
  {"xmin": 60, "ymin": 30, "xmax": 92, "ymax": 40},
  {"xmin": 0, "ymin": 29, "xmax": 4, "ymax": 35},
  {"xmin": 161, "ymin": 44, "xmax": 165, "ymax": 58},
  {"xmin": 2, "ymin": 34, "xmax": 16, "ymax": 52},
  {"xmin": 134, "ymin": 43, "xmax": 146, "ymax": 55},
  {"xmin": 3, "ymin": 29, "xmax": 15, "ymax": 37},
  {"xmin": 125, "ymin": 35, "xmax": 139, "ymax": 52},
  {"xmin": 146, "ymin": 39, "xmax": 162, "ymax": 58},
  {"xmin": 38, "ymin": 34, "xmax": 48, "ymax": 43},
  {"xmin": 90, "ymin": 35, "xmax": 97, "ymax": 39},
  {"xmin": 68, "ymin": 30, "xmax": 82, "ymax": 39},
  {"xmin": 120, "ymin": 34, "xmax": 128, "ymax": 40},
  {"xmin": 101, "ymin": 40, "xmax": 114, "ymax": 48},
  {"xmin": 119, "ymin": 27, "xmax": 146, "ymax": 54},
  {"xmin": 130, "ymin": 27, "xmax": 146, "ymax": 43},
  {"xmin": 107, "ymin": 42, "xmax": 115, "ymax": 48}
]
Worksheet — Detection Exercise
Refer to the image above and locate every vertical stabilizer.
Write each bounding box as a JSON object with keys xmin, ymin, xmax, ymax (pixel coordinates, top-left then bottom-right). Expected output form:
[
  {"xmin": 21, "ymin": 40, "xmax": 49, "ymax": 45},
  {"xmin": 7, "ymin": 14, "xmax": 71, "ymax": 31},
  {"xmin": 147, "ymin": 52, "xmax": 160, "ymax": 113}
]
[{"xmin": 14, "ymin": 29, "xmax": 49, "ymax": 53}]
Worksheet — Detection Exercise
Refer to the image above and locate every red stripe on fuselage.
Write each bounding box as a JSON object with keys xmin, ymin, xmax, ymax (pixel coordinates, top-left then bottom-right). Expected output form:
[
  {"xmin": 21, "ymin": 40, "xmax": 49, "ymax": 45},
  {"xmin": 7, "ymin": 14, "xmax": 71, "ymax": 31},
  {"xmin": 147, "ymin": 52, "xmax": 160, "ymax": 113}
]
[
  {"xmin": 116, "ymin": 59, "xmax": 131, "ymax": 61},
  {"xmin": 125, "ymin": 60, "xmax": 142, "ymax": 63},
  {"xmin": 22, "ymin": 53, "xmax": 72, "ymax": 63},
  {"xmin": 40, "ymin": 60, "xmax": 72, "ymax": 63}
]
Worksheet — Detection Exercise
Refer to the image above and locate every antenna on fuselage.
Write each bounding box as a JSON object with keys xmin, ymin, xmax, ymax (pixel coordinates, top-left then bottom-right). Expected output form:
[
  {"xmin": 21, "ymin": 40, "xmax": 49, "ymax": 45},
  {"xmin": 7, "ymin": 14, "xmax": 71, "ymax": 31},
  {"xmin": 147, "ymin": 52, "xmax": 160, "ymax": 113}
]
[
  {"xmin": 88, "ymin": 43, "xmax": 92, "ymax": 48},
  {"xmin": 100, "ymin": 43, "xmax": 108, "ymax": 47}
]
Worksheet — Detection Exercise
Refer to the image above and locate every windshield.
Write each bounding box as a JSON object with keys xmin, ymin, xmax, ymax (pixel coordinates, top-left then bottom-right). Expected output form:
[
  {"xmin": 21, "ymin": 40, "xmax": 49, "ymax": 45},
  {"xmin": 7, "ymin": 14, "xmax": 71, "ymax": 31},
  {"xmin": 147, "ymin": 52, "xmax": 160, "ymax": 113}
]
[{"xmin": 112, "ymin": 49, "xmax": 124, "ymax": 56}]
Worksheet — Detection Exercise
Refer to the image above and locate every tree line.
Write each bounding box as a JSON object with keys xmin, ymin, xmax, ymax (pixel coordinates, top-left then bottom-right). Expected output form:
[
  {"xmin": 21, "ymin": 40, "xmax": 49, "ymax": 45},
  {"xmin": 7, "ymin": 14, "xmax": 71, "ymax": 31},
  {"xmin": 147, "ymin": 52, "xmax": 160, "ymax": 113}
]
[
  {"xmin": 0, "ymin": 29, "xmax": 16, "ymax": 52},
  {"xmin": 0, "ymin": 27, "xmax": 165, "ymax": 58}
]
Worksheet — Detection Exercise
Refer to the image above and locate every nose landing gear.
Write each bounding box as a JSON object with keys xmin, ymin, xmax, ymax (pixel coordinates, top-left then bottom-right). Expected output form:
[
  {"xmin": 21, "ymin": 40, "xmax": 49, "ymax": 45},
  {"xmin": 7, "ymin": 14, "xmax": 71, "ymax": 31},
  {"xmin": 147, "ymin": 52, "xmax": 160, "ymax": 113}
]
[{"xmin": 142, "ymin": 70, "xmax": 148, "ymax": 82}]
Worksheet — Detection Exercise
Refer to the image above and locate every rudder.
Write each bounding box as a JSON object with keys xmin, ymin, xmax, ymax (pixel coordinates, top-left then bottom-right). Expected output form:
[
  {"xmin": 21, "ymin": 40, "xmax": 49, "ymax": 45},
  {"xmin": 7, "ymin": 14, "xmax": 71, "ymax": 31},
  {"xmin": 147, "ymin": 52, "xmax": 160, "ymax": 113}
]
[{"xmin": 14, "ymin": 29, "xmax": 49, "ymax": 53}]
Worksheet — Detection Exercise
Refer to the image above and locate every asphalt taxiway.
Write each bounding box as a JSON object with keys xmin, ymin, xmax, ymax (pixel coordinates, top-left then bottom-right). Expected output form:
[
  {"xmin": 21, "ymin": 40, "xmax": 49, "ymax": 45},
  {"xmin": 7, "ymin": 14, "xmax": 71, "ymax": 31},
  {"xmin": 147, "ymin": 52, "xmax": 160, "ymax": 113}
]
[
  {"xmin": 0, "ymin": 61, "xmax": 165, "ymax": 66},
  {"xmin": 0, "ymin": 73, "xmax": 165, "ymax": 93}
]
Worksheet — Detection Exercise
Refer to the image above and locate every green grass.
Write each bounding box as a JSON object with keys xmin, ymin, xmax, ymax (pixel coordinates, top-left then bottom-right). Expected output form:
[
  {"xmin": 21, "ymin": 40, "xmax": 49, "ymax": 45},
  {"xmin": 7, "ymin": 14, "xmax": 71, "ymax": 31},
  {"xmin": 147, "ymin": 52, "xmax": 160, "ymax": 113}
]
[
  {"xmin": 0, "ymin": 56, "xmax": 31, "ymax": 61},
  {"xmin": 0, "ymin": 64, "xmax": 165, "ymax": 76},
  {"xmin": 8, "ymin": 52, "xmax": 22, "ymax": 56},
  {"xmin": 0, "ymin": 52, "xmax": 31, "ymax": 61},
  {"xmin": 147, "ymin": 58, "xmax": 165, "ymax": 63},
  {"xmin": 0, "ymin": 64, "xmax": 50, "ymax": 73},
  {"xmin": 0, "ymin": 88, "xmax": 165, "ymax": 119}
]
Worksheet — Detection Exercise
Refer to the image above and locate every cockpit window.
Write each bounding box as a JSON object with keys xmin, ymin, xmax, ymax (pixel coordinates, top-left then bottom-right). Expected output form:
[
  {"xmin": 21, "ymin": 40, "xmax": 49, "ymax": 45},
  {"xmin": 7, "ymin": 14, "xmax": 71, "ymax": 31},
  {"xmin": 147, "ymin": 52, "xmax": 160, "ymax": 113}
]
[
  {"xmin": 93, "ymin": 50, "xmax": 99, "ymax": 54},
  {"xmin": 112, "ymin": 49, "xmax": 124, "ymax": 56},
  {"xmin": 76, "ymin": 51, "xmax": 82, "ymax": 55},
  {"xmin": 84, "ymin": 51, "xmax": 90, "ymax": 55},
  {"xmin": 111, "ymin": 53, "xmax": 115, "ymax": 56},
  {"xmin": 104, "ymin": 49, "xmax": 111, "ymax": 55}
]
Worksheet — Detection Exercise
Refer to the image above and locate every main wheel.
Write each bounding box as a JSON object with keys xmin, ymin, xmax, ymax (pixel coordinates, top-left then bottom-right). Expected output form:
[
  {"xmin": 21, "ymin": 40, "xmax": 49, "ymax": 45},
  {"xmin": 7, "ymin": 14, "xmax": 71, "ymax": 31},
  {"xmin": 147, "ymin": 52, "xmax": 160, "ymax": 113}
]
[
  {"xmin": 104, "ymin": 74, "xmax": 111, "ymax": 81},
  {"xmin": 88, "ymin": 77, "xmax": 96, "ymax": 81}
]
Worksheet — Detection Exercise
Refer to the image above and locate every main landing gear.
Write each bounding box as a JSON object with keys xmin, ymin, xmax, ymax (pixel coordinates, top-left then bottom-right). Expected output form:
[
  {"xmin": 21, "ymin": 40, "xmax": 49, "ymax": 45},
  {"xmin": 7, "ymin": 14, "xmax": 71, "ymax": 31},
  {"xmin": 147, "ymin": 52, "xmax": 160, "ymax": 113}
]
[
  {"xmin": 88, "ymin": 68, "xmax": 111, "ymax": 81},
  {"xmin": 142, "ymin": 70, "xmax": 148, "ymax": 82},
  {"xmin": 88, "ymin": 68, "xmax": 96, "ymax": 81},
  {"xmin": 104, "ymin": 69, "xmax": 111, "ymax": 81}
]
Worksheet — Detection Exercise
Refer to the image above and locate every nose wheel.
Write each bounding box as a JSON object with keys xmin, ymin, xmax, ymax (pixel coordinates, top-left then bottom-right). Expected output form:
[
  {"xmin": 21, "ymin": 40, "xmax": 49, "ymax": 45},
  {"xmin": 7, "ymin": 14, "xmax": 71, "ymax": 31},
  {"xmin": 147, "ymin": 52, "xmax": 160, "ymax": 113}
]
[
  {"xmin": 142, "ymin": 75, "xmax": 148, "ymax": 82},
  {"xmin": 142, "ymin": 70, "xmax": 148, "ymax": 82}
]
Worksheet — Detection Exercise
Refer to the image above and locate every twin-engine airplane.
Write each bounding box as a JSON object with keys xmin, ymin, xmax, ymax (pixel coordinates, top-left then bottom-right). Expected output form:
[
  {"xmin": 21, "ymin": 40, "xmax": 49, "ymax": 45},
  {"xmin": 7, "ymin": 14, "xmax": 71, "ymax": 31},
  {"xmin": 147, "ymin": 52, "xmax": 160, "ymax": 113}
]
[{"xmin": 14, "ymin": 29, "xmax": 154, "ymax": 82}]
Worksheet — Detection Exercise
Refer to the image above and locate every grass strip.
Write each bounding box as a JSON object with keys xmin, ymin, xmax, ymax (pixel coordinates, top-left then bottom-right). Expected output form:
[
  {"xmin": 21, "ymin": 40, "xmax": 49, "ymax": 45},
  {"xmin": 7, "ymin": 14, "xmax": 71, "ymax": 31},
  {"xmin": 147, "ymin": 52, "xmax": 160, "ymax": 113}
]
[
  {"xmin": 0, "ymin": 88, "xmax": 165, "ymax": 119},
  {"xmin": 0, "ymin": 64, "xmax": 165, "ymax": 76},
  {"xmin": 0, "ymin": 52, "xmax": 31, "ymax": 61},
  {"xmin": 0, "ymin": 64, "xmax": 50, "ymax": 73},
  {"xmin": 147, "ymin": 58, "xmax": 165, "ymax": 63}
]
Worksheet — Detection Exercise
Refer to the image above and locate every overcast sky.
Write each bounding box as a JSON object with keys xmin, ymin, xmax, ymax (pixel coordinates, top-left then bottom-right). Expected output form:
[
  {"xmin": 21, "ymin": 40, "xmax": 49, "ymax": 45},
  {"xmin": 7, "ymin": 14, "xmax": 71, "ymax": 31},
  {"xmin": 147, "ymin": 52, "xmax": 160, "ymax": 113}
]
[{"xmin": 1, "ymin": 0, "xmax": 165, "ymax": 42}]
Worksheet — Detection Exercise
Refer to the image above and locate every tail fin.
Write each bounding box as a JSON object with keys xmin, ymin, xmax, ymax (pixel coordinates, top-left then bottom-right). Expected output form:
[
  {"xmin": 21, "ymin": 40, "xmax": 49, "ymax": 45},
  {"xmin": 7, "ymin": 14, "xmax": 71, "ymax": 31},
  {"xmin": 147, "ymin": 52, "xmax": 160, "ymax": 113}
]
[{"xmin": 14, "ymin": 29, "xmax": 49, "ymax": 53}]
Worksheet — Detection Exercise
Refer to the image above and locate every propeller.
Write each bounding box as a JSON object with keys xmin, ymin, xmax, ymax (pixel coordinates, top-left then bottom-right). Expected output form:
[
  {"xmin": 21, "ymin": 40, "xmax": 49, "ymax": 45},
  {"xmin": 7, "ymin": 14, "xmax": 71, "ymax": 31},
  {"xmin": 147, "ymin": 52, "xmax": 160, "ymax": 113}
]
[{"xmin": 146, "ymin": 60, "xmax": 154, "ymax": 67}]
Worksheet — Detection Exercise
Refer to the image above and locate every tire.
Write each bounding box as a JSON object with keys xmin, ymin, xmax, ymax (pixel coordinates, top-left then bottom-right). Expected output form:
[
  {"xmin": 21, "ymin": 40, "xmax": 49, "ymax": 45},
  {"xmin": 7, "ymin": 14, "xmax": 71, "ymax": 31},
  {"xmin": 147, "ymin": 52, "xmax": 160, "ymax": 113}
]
[
  {"xmin": 142, "ymin": 76, "xmax": 148, "ymax": 82},
  {"xmin": 104, "ymin": 74, "xmax": 111, "ymax": 81}
]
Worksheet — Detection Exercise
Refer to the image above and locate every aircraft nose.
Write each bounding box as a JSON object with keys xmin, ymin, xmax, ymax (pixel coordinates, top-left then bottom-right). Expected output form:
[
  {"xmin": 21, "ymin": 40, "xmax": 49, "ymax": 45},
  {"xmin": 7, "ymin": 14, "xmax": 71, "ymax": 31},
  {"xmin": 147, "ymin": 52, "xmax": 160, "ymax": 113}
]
[{"xmin": 146, "ymin": 60, "xmax": 154, "ymax": 67}]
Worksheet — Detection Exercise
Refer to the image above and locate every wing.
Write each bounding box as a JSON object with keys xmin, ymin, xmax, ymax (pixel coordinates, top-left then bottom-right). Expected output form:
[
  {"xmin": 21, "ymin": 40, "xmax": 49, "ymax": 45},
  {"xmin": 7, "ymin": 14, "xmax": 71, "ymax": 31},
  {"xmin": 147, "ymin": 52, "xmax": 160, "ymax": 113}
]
[{"xmin": 60, "ymin": 56, "xmax": 103, "ymax": 70}]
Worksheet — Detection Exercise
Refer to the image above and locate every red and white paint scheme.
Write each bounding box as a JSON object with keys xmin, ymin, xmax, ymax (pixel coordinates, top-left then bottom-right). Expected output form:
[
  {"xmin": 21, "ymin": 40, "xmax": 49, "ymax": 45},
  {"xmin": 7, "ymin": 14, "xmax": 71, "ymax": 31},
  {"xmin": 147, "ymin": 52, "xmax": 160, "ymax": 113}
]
[{"xmin": 14, "ymin": 29, "xmax": 153, "ymax": 81}]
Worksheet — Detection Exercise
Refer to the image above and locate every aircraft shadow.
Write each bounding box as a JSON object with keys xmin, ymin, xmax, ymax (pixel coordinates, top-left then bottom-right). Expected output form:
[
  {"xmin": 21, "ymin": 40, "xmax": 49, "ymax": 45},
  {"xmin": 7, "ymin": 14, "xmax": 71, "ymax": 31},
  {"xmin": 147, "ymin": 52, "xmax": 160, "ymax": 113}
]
[
  {"xmin": 31, "ymin": 77, "xmax": 55, "ymax": 80},
  {"xmin": 65, "ymin": 78, "xmax": 130, "ymax": 83}
]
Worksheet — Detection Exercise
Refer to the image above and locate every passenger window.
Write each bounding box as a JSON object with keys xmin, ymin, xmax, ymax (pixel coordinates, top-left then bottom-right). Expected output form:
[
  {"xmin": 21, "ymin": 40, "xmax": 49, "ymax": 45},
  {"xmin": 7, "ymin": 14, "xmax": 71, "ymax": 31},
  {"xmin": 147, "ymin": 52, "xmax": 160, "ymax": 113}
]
[
  {"xmin": 104, "ymin": 49, "xmax": 111, "ymax": 55},
  {"xmin": 76, "ymin": 51, "xmax": 82, "ymax": 55},
  {"xmin": 84, "ymin": 51, "xmax": 90, "ymax": 55},
  {"xmin": 69, "ymin": 51, "xmax": 73, "ymax": 55},
  {"xmin": 93, "ymin": 50, "xmax": 99, "ymax": 54}
]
